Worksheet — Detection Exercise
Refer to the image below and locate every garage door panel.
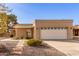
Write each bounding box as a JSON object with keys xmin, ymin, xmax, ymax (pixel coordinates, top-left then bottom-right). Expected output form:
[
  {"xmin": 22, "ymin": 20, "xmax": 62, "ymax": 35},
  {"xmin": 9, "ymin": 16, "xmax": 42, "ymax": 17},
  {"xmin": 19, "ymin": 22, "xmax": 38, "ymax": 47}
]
[{"xmin": 41, "ymin": 29, "xmax": 67, "ymax": 39}]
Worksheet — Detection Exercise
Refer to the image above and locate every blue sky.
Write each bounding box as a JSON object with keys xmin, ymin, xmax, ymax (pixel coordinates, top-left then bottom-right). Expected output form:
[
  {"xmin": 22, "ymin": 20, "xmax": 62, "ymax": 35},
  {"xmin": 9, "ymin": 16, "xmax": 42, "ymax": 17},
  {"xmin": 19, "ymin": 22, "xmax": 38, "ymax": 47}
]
[{"xmin": 6, "ymin": 3, "xmax": 79, "ymax": 25}]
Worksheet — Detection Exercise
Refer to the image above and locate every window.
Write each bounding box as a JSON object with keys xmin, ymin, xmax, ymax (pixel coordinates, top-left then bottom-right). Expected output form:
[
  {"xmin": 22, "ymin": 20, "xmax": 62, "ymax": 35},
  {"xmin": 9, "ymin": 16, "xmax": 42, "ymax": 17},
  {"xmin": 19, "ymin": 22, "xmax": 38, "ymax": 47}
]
[
  {"xmin": 65, "ymin": 27, "xmax": 68, "ymax": 29},
  {"xmin": 61, "ymin": 28, "xmax": 63, "ymax": 29},
  {"xmin": 59, "ymin": 28, "xmax": 63, "ymax": 30},
  {"xmin": 58, "ymin": 28, "xmax": 60, "ymax": 30},
  {"xmin": 41, "ymin": 27, "xmax": 43, "ymax": 29},
  {"xmin": 64, "ymin": 27, "xmax": 67, "ymax": 29},
  {"xmin": 48, "ymin": 27, "xmax": 50, "ymax": 29},
  {"xmin": 57, "ymin": 27, "xmax": 59, "ymax": 30},
  {"xmin": 51, "ymin": 27, "xmax": 53, "ymax": 29},
  {"xmin": 44, "ymin": 27, "xmax": 47, "ymax": 29},
  {"xmin": 54, "ymin": 27, "xmax": 56, "ymax": 29}
]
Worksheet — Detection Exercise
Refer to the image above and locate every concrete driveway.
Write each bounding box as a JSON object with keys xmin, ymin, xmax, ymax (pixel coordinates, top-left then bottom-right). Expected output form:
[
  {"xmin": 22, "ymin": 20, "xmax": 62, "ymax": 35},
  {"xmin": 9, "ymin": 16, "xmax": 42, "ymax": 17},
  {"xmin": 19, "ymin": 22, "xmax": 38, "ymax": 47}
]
[{"xmin": 44, "ymin": 40, "xmax": 79, "ymax": 56}]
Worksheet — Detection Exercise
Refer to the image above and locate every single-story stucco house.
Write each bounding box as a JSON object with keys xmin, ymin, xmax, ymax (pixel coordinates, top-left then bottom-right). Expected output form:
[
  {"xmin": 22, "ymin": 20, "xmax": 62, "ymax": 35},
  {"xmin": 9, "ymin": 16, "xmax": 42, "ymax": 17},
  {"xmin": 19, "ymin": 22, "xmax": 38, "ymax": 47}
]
[{"xmin": 13, "ymin": 19, "xmax": 79, "ymax": 40}]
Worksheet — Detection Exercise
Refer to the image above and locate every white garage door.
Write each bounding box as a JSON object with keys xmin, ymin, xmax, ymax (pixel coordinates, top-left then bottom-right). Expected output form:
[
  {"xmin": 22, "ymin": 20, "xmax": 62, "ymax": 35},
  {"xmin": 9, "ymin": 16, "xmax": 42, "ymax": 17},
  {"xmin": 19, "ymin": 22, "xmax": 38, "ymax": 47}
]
[{"xmin": 40, "ymin": 28, "xmax": 67, "ymax": 39}]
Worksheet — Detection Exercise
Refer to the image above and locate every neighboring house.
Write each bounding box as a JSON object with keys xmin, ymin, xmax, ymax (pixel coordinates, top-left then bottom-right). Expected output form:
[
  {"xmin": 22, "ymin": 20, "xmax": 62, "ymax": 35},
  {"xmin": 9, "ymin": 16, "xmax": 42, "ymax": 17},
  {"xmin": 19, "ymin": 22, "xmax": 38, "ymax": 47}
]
[
  {"xmin": 14, "ymin": 19, "xmax": 79, "ymax": 40},
  {"xmin": 73, "ymin": 25, "xmax": 79, "ymax": 39}
]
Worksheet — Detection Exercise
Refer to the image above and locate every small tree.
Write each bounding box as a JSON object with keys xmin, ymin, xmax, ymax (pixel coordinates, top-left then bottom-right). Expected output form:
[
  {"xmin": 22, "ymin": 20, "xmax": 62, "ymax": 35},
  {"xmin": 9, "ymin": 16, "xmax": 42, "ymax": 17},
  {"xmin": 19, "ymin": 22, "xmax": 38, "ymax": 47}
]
[
  {"xmin": 0, "ymin": 4, "xmax": 17, "ymax": 36},
  {"xmin": 7, "ymin": 14, "xmax": 18, "ymax": 36},
  {"xmin": 8, "ymin": 14, "xmax": 17, "ymax": 24},
  {"xmin": 7, "ymin": 14, "xmax": 17, "ymax": 29},
  {"xmin": 0, "ymin": 4, "xmax": 8, "ymax": 33}
]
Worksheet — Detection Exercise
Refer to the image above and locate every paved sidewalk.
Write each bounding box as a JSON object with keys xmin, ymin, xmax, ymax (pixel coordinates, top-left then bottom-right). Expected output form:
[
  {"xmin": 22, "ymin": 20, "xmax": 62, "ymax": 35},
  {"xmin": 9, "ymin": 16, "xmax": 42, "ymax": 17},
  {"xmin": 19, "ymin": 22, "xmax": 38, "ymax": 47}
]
[
  {"xmin": 45, "ymin": 40, "xmax": 79, "ymax": 56},
  {"xmin": 0, "ymin": 38, "xmax": 24, "ymax": 55},
  {"xmin": 10, "ymin": 40, "xmax": 24, "ymax": 55},
  {"xmin": 0, "ymin": 38, "xmax": 19, "ymax": 48}
]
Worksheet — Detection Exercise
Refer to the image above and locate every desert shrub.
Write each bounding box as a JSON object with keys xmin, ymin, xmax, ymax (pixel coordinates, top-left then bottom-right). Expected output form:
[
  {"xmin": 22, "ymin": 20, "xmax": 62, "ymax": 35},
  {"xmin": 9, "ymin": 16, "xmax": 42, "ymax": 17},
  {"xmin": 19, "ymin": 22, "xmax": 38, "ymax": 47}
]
[{"xmin": 27, "ymin": 39, "xmax": 42, "ymax": 46}]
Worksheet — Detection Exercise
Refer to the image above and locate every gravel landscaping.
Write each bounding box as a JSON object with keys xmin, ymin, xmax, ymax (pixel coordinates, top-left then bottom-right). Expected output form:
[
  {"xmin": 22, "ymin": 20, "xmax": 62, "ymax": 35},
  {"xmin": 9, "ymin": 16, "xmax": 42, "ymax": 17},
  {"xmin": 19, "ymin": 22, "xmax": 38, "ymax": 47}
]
[
  {"xmin": 0, "ymin": 43, "xmax": 66, "ymax": 56},
  {"xmin": 0, "ymin": 38, "xmax": 20, "ymax": 56},
  {"xmin": 0, "ymin": 38, "xmax": 66, "ymax": 56},
  {"xmin": 22, "ymin": 43, "xmax": 66, "ymax": 56}
]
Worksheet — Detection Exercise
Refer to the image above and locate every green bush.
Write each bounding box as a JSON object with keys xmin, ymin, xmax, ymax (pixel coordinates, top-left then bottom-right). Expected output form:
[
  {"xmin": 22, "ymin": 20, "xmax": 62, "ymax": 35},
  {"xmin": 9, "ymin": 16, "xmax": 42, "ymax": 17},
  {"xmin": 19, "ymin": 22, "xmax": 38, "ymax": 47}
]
[{"xmin": 27, "ymin": 39, "xmax": 42, "ymax": 46}]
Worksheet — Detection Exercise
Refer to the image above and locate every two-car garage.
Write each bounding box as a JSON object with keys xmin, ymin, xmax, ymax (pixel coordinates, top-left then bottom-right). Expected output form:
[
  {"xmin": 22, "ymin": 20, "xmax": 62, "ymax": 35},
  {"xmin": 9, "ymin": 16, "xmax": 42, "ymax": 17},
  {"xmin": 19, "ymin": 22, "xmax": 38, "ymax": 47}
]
[
  {"xmin": 34, "ymin": 20, "xmax": 73, "ymax": 40},
  {"xmin": 40, "ymin": 28, "xmax": 67, "ymax": 39}
]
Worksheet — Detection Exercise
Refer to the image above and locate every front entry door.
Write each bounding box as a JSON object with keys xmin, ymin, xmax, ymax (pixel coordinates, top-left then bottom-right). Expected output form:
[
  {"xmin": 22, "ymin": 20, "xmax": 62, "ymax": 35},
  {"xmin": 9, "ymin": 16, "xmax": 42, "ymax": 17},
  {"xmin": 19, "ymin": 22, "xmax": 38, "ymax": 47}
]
[{"xmin": 26, "ymin": 30, "xmax": 32, "ymax": 39}]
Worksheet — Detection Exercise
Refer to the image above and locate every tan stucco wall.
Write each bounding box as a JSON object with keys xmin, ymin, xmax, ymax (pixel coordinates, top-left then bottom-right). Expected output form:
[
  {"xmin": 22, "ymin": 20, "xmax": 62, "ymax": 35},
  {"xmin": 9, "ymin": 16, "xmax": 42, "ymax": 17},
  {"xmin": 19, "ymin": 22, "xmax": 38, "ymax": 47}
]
[
  {"xmin": 33, "ymin": 20, "xmax": 73, "ymax": 39},
  {"xmin": 14, "ymin": 20, "xmax": 73, "ymax": 39},
  {"xmin": 67, "ymin": 27, "xmax": 73, "ymax": 39},
  {"xmin": 14, "ymin": 28, "xmax": 33, "ymax": 38}
]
